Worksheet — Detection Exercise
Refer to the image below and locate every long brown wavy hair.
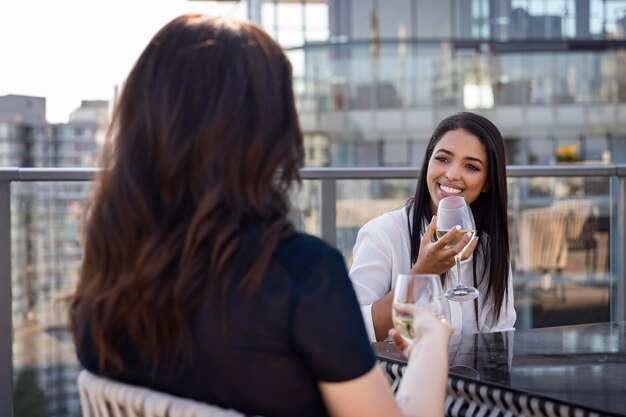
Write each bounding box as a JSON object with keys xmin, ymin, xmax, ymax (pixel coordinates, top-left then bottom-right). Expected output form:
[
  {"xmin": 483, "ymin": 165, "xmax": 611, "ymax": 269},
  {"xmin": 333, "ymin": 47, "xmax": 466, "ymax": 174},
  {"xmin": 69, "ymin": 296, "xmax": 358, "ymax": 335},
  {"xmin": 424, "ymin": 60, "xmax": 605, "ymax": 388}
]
[{"xmin": 71, "ymin": 14, "xmax": 304, "ymax": 372}]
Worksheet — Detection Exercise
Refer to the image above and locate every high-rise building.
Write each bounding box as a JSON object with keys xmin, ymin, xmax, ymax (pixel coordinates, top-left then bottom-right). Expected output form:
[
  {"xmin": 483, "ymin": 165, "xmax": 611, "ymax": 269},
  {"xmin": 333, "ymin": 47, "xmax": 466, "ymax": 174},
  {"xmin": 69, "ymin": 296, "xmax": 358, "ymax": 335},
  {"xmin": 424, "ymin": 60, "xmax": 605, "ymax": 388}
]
[
  {"xmin": 0, "ymin": 95, "xmax": 46, "ymax": 125},
  {"xmin": 282, "ymin": 0, "xmax": 626, "ymax": 168},
  {"xmin": 1, "ymin": 95, "xmax": 108, "ymax": 417}
]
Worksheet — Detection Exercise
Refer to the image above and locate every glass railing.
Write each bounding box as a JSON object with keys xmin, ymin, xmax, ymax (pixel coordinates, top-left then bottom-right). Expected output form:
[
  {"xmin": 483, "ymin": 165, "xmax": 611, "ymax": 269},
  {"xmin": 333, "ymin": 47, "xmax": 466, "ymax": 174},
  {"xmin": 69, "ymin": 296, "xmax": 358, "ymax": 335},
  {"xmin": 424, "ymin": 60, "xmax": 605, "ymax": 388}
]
[{"xmin": 1, "ymin": 165, "xmax": 625, "ymax": 417}]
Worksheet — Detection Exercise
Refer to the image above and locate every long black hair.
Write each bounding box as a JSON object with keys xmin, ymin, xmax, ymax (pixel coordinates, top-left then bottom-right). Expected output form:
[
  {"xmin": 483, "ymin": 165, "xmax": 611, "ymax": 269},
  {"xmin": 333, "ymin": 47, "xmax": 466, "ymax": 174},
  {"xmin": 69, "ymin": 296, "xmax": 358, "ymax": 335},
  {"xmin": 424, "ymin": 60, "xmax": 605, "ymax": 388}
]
[{"xmin": 408, "ymin": 112, "xmax": 509, "ymax": 325}]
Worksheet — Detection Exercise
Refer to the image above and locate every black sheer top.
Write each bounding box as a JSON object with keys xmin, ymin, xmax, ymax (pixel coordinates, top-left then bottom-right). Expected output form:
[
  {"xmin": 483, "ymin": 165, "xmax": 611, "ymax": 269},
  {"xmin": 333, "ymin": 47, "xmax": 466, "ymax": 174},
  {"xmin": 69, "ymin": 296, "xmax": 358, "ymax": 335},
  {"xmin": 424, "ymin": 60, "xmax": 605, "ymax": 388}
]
[{"xmin": 75, "ymin": 232, "xmax": 376, "ymax": 417}]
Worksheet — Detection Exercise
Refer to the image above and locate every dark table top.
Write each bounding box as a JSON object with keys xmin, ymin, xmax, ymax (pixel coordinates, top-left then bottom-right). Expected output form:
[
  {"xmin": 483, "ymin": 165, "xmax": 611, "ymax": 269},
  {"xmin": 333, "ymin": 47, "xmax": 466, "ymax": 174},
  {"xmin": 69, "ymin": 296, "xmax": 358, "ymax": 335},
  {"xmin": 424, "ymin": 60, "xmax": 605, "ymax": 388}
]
[{"xmin": 373, "ymin": 321, "xmax": 626, "ymax": 416}]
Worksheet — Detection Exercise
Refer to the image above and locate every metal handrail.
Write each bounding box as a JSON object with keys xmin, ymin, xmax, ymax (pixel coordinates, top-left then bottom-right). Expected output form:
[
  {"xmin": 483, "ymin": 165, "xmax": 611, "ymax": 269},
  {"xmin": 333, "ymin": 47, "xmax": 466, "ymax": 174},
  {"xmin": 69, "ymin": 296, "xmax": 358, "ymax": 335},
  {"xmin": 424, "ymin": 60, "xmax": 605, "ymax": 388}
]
[
  {"xmin": 1, "ymin": 164, "xmax": 624, "ymax": 180},
  {"xmin": 1, "ymin": 164, "xmax": 626, "ymax": 417},
  {"xmin": 285, "ymin": 37, "xmax": 626, "ymax": 53}
]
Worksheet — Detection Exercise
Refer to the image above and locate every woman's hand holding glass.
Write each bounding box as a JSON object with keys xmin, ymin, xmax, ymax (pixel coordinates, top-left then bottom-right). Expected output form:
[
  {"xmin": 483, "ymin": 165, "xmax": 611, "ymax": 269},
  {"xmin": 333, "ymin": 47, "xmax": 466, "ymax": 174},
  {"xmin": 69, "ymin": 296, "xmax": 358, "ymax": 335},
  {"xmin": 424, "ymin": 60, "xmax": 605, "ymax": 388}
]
[
  {"xmin": 390, "ymin": 274, "xmax": 453, "ymax": 356},
  {"xmin": 410, "ymin": 215, "xmax": 478, "ymax": 276}
]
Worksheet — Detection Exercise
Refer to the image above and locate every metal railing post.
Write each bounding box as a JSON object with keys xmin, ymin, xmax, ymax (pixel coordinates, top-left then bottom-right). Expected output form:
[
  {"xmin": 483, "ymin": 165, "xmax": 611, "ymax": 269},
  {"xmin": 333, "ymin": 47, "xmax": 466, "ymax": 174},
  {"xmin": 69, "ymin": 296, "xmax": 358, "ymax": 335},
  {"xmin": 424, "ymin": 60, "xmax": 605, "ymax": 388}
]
[
  {"xmin": 617, "ymin": 171, "xmax": 626, "ymax": 322},
  {"xmin": 320, "ymin": 178, "xmax": 337, "ymax": 245},
  {"xmin": 0, "ymin": 178, "xmax": 13, "ymax": 417}
]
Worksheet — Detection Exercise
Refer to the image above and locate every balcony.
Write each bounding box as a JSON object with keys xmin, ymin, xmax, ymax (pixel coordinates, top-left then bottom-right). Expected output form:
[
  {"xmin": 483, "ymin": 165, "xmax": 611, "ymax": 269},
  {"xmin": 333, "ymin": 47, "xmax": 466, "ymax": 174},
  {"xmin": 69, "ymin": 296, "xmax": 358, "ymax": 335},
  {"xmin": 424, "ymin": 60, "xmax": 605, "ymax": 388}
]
[{"xmin": 1, "ymin": 165, "xmax": 626, "ymax": 417}]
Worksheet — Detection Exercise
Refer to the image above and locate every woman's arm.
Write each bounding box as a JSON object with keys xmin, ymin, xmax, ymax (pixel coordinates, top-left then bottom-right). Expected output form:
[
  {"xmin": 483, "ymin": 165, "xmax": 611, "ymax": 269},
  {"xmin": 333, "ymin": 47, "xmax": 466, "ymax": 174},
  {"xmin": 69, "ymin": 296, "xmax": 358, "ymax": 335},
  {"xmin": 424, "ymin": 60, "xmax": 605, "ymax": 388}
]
[
  {"xmin": 319, "ymin": 306, "xmax": 453, "ymax": 417},
  {"xmin": 393, "ymin": 328, "xmax": 451, "ymax": 417},
  {"xmin": 370, "ymin": 291, "xmax": 394, "ymax": 341},
  {"xmin": 390, "ymin": 304, "xmax": 452, "ymax": 417}
]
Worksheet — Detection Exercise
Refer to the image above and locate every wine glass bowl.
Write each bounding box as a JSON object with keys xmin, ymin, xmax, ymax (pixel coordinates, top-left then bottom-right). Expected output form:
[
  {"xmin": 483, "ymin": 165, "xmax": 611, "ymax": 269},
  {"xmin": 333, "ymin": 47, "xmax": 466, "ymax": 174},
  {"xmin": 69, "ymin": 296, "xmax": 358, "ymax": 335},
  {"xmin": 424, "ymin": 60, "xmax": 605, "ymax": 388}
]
[
  {"xmin": 392, "ymin": 274, "xmax": 451, "ymax": 342},
  {"xmin": 436, "ymin": 196, "xmax": 480, "ymax": 302}
]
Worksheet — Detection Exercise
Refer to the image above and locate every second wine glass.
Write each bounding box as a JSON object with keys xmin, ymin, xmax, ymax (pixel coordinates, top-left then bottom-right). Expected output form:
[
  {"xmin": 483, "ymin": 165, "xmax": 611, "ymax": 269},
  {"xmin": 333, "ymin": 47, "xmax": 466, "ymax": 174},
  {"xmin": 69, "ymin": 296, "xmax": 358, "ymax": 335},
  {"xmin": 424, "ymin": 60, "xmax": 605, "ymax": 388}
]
[
  {"xmin": 436, "ymin": 196, "xmax": 479, "ymax": 302},
  {"xmin": 392, "ymin": 274, "xmax": 451, "ymax": 342}
]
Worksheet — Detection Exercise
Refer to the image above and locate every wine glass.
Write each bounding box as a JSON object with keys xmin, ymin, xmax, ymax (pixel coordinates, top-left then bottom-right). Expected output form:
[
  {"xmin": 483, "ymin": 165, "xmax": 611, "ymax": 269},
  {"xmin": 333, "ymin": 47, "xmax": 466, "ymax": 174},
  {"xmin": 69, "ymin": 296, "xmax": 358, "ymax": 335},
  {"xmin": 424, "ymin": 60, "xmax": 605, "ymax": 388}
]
[
  {"xmin": 392, "ymin": 274, "xmax": 451, "ymax": 342},
  {"xmin": 436, "ymin": 196, "xmax": 479, "ymax": 302}
]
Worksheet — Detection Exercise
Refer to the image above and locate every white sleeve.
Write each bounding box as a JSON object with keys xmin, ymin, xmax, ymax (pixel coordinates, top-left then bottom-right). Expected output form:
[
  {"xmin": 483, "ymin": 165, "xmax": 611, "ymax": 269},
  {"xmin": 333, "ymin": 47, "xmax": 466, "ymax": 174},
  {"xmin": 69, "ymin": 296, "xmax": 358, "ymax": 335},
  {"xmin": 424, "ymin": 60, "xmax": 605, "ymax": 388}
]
[
  {"xmin": 349, "ymin": 223, "xmax": 393, "ymax": 342},
  {"xmin": 359, "ymin": 304, "xmax": 376, "ymax": 343},
  {"xmin": 489, "ymin": 264, "xmax": 516, "ymax": 332}
]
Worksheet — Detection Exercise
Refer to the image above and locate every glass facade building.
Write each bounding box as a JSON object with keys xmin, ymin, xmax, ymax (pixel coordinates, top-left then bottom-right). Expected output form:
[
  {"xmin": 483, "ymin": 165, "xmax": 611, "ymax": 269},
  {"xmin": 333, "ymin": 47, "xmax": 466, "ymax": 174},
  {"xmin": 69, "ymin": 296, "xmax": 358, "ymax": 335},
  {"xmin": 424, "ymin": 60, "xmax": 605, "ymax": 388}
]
[{"xmin": 287, "ymin": 0, "xmax": 626, "ymax": 168}]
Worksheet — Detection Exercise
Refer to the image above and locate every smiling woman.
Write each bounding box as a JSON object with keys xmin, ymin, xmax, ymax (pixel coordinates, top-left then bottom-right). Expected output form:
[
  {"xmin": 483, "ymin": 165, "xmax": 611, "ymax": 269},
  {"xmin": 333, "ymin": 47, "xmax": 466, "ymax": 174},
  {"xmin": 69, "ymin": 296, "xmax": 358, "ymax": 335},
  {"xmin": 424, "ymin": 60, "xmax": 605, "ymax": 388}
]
[{"xmin": 349, "ymin": 112, "xmax": 516, "ymax": 342}]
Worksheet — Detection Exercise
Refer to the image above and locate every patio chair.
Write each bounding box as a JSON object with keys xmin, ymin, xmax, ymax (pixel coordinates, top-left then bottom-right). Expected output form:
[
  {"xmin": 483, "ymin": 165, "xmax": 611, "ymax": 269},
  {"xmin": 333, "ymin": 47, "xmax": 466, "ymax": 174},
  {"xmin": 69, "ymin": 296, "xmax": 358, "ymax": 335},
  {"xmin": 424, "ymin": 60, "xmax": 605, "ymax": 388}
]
[
  {"xmin": 551, "ymin": 199, "xmax": 599, "ymax": 273},
  {"xmin": 516, "ymin": 206, "xmax": 569, "ymax": 273},
  {"xmin": 516, "ymin": 206, "xmax": 570, "ymax": 298},
  {"xmin": 77, "ymin": 370, "xmax": 250, "ymax": 417}
]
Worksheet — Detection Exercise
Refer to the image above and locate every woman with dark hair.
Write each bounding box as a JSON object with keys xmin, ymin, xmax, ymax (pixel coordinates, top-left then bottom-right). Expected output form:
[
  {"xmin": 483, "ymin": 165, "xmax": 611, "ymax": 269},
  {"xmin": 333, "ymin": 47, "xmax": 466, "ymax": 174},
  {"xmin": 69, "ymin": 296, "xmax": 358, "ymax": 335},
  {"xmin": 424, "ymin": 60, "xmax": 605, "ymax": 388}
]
[
  {"xmin": 350, "ymin": 112, "xmax": 516, "ymax": 342},
  {"xmin": 71, "ymin": 14, "xmax": 452, "ymax": 417}
]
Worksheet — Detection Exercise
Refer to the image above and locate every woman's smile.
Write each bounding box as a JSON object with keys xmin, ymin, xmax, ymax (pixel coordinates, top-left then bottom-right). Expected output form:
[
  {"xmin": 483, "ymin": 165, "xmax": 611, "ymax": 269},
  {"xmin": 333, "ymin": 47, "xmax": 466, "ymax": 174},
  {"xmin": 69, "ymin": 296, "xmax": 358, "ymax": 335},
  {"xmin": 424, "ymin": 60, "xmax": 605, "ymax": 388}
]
[{"xmin": 438, "ymin": 183, "xmax": 464, "ymax": 195}]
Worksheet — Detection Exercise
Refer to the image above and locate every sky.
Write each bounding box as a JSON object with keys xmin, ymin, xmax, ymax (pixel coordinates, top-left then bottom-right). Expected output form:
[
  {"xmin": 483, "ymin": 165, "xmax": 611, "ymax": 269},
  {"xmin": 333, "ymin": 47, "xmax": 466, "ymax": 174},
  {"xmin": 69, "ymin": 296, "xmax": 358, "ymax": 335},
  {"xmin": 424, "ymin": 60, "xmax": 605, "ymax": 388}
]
[{"xmin": 0, "ymin": 0, "xmax": 248, "ymax": 123}]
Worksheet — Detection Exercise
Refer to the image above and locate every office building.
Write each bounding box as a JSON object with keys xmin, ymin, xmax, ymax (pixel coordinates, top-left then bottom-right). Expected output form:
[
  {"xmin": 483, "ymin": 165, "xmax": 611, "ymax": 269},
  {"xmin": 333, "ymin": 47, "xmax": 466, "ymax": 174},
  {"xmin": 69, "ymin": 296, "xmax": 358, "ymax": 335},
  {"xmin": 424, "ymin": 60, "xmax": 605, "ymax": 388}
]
[
  {"xmin": 1, "ymin": 95, "xmax": 108, "ymax": 417},
  {"xmin": 282, "ymin": 0, "xmax": 626, "ymax": 168}
]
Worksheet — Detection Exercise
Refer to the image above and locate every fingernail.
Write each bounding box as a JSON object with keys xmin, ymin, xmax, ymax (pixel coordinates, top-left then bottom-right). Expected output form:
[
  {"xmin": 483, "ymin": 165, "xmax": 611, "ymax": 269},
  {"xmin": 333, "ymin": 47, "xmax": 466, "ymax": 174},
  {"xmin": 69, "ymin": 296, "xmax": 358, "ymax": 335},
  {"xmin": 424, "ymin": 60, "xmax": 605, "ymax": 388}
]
[
  {"xmin": 465, "ymin": 232, "xmax": 472, "ymax": 238},
  {"xmin": 474, "ymin": 236, "xmax": 479, "ymax": 241},
  {"xmin": 454, "ymin": 225, "xmax": 461, "ymax": 230}
]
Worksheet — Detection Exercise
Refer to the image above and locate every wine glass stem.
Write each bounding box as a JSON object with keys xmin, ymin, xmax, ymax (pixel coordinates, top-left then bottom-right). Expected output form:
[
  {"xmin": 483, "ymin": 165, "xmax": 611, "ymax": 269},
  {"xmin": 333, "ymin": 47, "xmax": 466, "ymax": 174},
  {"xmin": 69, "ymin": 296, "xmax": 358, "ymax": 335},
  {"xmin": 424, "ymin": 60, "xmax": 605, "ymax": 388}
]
[{"xmin": 455, "ymin": 255, "xmax": 462, "ymax": 287}]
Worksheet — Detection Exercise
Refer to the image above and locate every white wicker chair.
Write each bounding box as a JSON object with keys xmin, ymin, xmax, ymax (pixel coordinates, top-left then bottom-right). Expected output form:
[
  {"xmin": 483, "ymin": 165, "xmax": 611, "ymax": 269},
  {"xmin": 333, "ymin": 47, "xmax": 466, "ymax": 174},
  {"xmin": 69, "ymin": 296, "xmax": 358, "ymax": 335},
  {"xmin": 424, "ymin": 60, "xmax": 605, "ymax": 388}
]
[
  {"xmin": 516, "ymin": 206, "xmax": 569, "ymax": 273},
  {"xmin": 516, "ymin": 199, "xmax": 600, "ymax": 274},
  {"xmin": 78, "ymin": 370, "xmax": 250, "ymax": 417}
]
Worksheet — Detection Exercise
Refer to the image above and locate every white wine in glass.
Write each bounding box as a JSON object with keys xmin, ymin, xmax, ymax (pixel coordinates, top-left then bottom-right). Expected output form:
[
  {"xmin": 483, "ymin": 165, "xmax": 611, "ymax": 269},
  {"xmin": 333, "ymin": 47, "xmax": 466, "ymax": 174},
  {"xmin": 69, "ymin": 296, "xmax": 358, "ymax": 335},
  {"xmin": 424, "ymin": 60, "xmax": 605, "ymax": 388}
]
[
  {"xmin": 436, "ymin": 196, "xmax": 479, "ymax": 302},
  {"xmin": 435, "ymin": 228, "xmax": 477, "ymax": 246},
  {"xmin": 392, "ymin": 274, "xmax": 451, "ymax": 342}
]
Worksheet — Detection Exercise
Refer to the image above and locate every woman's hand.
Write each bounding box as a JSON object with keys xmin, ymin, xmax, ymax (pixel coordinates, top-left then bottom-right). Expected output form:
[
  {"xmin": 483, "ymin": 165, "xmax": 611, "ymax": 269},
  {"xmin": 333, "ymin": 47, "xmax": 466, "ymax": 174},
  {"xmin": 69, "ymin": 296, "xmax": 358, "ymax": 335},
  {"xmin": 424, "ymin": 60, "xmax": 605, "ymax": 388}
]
[
  {"xmin": 389, "ymin": 303, "xmax": 453, "ymax": 358},
  {"xmin": 410, "ymin": 215, "xmax": 478, "ymax": 275}
]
